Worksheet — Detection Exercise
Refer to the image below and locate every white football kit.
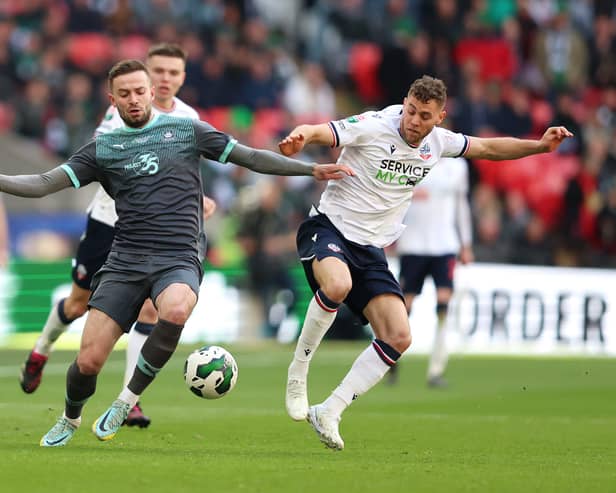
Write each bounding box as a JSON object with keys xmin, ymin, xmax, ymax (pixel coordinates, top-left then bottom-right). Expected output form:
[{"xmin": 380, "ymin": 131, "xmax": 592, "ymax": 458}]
[
  {"xmin": 87, "ymin": 98, "xmax": 199, "ymax": 226},
  {"xmin": 316, "ymin": 105, "xmax": 469, "ymax": 248},
  {"xmin": 396, "ymin": 156, "xmax": 472, "ymax": 255}
]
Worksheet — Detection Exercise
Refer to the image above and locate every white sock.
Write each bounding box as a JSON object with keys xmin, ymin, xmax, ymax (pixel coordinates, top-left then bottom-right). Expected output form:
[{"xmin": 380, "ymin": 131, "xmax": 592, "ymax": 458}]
[
  {"xmin": 323, "ymin": 343, "xmax": 391, "ymax": 418},
  {"xmin": 289, "ymin": 295, "xmax": 337, "ymax": 378},
  {"xmin": 124, "ymin": 329, "xmax": 148, "ymax": 386},
  {"xmin": 427, "ymin": 316, "xmax": 449, "ymax": 379},
  {"xmin": 62, "ymin": 413, "xmax": 81, "ymax": 428},
  {"xmin": 118, "ymin": 387, "xmax": 140, "ymax": 408},
  {"xmin": 34, "ymin": 301, "xmax": 69, "ymax": 356}
]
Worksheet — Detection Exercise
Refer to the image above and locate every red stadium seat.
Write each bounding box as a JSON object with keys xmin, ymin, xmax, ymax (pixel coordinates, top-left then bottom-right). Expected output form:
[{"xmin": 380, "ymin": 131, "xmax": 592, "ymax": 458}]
[
  {"xmin": 116, "ymin": 34, "xmax": 150, "ymax": 60},
  {"xmin": 582, "ymin": 87, "xmax": 604, "ymax": 108},
  {"xmin": 199, "ymin": 107, "xmax": 230, "ymax": 132},
  {"xmin": 348, "ymin": 42, "xmax": 383, "ymax": 104},
  {"xmin": 0, "ymin": 102, "xmax": 14, "ymax": 132},
  {"xmin": 247, "ymin": 109, "xmax": 286, "ymax": 148},
  {"xmin": 254, "ymin": 108, "xmax": 286, "ymax": 135},
  {"xmin": 454, "ymin": 38, "xmax": 517, "ymax": 81},
  {"xmin": 67, "ymin": 33, "xmax": 115, "ymax": 71},
  {"xmin": 475, "ymin": 154, "xmax": 581, "ymax": 227},
  {"xmin": 530, "ymin": 99, "xmax": 553, "ymax": 135}
]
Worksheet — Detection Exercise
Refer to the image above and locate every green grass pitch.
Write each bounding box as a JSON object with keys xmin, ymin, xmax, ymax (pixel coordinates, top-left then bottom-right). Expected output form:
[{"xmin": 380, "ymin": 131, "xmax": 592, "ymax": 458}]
[{"xmin": 0, "ymin": 343, "xmax": 615, "ymax": 493}]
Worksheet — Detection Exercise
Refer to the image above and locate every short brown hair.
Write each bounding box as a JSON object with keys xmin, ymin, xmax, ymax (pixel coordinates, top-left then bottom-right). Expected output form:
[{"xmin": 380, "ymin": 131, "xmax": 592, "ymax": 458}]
[
  {"xmin": 146, "ymin": 43, "xmax": 187, "ymax": 62},
  {"xmin": 108, "ymin": 59, "xmax": 150, "ymax": 88},
  {"xmin": 408, "ymin": 75, "xmax": 447, "ymax": 107}
]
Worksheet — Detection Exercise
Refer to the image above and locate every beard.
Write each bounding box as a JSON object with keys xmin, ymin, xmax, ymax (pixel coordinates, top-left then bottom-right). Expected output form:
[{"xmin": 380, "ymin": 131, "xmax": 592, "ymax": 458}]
[{"xmin": 119, "ymin": 105, "xmax": 152, "ymax": 128}]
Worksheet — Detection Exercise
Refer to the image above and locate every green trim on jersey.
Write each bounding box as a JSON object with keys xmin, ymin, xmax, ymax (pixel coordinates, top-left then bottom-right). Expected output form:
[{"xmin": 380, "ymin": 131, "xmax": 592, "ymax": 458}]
[
  {"xmin": 219, "ymin": 138, "xmax": 238, "ymax": 163},
  {"xmin": 60, "ymin": 164, "xmax": 80, "ymax": 188},
  {"xmin": 120, "ymin": 113, "xmax": 160, "ymax": 133}
]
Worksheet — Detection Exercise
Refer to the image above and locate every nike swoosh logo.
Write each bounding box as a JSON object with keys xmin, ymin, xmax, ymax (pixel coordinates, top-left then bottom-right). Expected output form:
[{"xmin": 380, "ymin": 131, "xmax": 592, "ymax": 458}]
[
  {"xmin": 45, "ymin": 433, "xmax": 69, "ymax": 446},
  {"xmin": 112, "ymin": 144, "xmax": 125, "ymax": 149},
  {"xmin": 97, "ymin": 410, "xmax": 112, "ymax": 432}
]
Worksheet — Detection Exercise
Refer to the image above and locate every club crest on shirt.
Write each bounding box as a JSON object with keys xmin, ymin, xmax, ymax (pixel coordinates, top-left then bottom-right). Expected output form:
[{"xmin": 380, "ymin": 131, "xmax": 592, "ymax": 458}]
[
  {"xmin": 327, "ymin": 243, "xmax": 341, "ymax": 253},
  {"xmin": 419, "ymin": 142, "xmax": 432, "ymax": 160}
]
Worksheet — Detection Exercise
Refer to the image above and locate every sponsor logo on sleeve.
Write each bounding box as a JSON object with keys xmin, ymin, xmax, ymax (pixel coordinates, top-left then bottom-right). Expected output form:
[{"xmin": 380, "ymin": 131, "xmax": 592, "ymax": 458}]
[{"xmin": 346, "ymin": 115, "xmax": 366, "ymax": 124}]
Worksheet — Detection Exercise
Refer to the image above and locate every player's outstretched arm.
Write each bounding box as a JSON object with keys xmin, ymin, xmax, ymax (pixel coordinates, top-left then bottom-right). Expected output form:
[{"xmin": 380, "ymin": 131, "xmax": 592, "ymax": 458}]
[
  {"xmin": 228, "ymin": 143, "xmax": 354, "ymax": 181},
  {"xmin": 278, "ymin": 123, "xmax": 334, "ymax": 156},
  {"xmin": 465, "ymin": 126, "xmax": 573, "ymax": 161},
  {"xmin": 0, "ymin": 166, "xmax": 73, "ymax": 197}
]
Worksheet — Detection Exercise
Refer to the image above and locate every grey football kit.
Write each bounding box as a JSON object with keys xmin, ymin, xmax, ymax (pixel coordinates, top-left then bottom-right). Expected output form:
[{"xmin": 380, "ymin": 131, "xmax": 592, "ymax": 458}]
[
  {"xmin": 0, "ymin": 113, "xmax": 319, "ymax": 330},
  {"xmin": 59, "ymin": 114, "xmax": 232, "ymax": 328},
  {"xmin": 74, "ymin": 99, "xmax": 200, "ymax": 291}
]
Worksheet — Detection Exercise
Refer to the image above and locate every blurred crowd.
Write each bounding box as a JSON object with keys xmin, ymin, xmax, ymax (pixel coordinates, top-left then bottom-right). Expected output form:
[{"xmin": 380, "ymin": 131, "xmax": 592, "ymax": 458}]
[{"xmin": 1, "ymin": 0, "xmax": 616, "ymax": 270}]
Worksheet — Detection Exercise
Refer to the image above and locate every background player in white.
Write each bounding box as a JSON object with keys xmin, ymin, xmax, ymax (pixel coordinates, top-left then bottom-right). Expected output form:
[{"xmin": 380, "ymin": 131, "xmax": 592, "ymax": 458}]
[
  {"xmin": 18, "ymin": 43, "xmax": 212, "ymax": 428},
  {"xmin": 279, "ymin": 75, "xmax": 572, "ymax": 450},
  {"xmin": 392, "ymin": 155, "xmax": 473, "ymax": 388}
]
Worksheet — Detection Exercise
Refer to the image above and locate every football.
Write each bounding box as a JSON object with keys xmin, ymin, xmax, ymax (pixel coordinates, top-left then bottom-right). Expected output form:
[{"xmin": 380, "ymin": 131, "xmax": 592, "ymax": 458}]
[{"xmin": 184, "ymin": 345, "xmax": 238, "ymax": 399}]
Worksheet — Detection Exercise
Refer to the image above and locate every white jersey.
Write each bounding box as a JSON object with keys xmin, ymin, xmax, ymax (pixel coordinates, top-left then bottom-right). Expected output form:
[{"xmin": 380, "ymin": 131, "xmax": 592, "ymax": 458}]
[
  {"xmin": 87, "ymin": 97, "xmax": 200, "ymax": 226},
  {"xmin": 396, "ymin": 157, "xmax": 470, "ymax": 255},
  {"xmin": 316, "ymin": 105, "xmax": 469, "ymax": 248}
]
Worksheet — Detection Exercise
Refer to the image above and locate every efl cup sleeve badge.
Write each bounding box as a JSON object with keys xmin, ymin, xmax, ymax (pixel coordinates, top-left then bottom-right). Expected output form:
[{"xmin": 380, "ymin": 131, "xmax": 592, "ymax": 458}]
[
  {"xmin": 419, "ymin": 142, "xmax": 432, "ymax": 160},
  {"xmin": 76, "ymin": 264, "xmax": 88, "ymax": 281},
  {"xmin": 346, "ymin": 115, "xmax": 366, "ymax": 123},
  {"xmin": 328, "ymin": 243, "xmax": 342, "ymax": 253}
]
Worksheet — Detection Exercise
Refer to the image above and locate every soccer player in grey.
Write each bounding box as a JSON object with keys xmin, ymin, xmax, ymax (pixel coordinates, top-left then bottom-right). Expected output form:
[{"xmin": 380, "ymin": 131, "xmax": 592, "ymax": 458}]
[
  {"xmin": 19, "ymin": 43, "xmax": 207, "ymax": 430},
  {"xmin": 0, "ymin": 59, "xmax": 354, "ymax": 447}
]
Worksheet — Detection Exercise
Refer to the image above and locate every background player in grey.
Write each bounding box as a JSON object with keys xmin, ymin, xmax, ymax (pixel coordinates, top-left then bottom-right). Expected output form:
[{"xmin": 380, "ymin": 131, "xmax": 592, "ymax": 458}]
[
  {"xmin": 18, "ymin": 43, "xmax": 213, "ymax": 428},
  {"xmin": 0, "ymin": 59, "xmax": 354, "ymax": 447},
  {"xmin": 392, "ymin": 155, "xmax": 474, "ymax": 388},
  {"xmin": 278, "ymin": 75, "xmax": 572, "ymax": 450}
]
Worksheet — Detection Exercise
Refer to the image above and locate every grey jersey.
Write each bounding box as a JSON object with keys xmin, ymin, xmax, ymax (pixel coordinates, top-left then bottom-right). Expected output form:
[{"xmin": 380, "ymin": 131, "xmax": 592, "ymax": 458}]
[{"xmin": 61, "ymin": 114, "xmax": 236, "ymax": 256}]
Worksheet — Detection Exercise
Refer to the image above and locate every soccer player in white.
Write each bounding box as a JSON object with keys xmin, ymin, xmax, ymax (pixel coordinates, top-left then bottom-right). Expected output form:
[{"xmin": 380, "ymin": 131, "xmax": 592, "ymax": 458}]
[
  {"xmin": 393, "ymin": 155, "xmax": 474, "ymax": 388},
  {"xmin": 279, "ymin": 75, "xmax": 572, "ymax": 450},
  {"xmin": 18, "ymin": 43, "xmax": 213, "ymax": 427}
]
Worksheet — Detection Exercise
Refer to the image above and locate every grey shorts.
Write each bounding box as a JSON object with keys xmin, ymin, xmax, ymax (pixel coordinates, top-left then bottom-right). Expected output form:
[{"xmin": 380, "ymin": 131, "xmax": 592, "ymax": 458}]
[{"xmin": 88, "ymin": 251, "xmax": 202, "ymax": 331}]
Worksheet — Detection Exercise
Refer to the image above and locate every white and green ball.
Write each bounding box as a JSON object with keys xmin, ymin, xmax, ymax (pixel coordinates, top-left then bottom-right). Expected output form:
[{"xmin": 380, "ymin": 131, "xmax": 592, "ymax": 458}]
[{"xmin": 184, "ymin": 345, "xmax": 238, "ymax": 399}]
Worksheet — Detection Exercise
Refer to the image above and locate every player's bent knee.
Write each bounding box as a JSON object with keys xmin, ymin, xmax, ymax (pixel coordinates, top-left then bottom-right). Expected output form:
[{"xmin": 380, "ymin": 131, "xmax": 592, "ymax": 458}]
[
  {"xmin": 63, "ymin": 299, "xmax": 89, "ymax": 320},
  {"xmin": 321, "ymin": 279, "xmax": 352, "ymax": 304},
  {"xmin": 404, "ymin": 332, "xmax": 412, "ymax": 350},
  {"xmin": 75, "ymin": 355, "xmax": 105, "ymax": 375},
  {"xmin": 388, "ymin": 332, "xmax": 412, "ymax": 354},
  {"xmin": 159, "ymin": 305, "xmax": 191, "ymax": 326}
]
